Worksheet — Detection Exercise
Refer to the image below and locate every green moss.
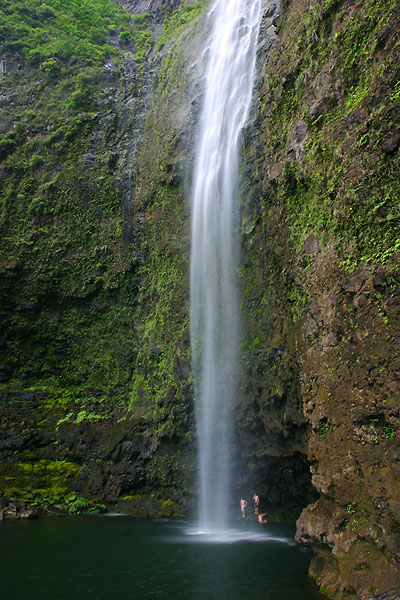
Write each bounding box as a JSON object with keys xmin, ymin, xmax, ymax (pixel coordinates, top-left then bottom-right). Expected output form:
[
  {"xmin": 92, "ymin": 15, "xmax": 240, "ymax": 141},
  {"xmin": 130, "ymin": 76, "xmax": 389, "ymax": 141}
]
[
  {"xmin": 0, "ymin": 455, "xmax": 107, "ymax": 513},
  {"xmin": 158, "ymin": 1, "xmax": 205, "ymax": 48},
  {"xmin": 1, "ymin": 458, "xmax": 79, "ymax": 501},
  {"xmin": 0, "ymin": 56, "xmax": 139, "ymax": 390},
  {"xmin": 113, "ymin": 34, "xmax": 196, "ymax": 450},
  {"xmin": 261, "ymin": 0, "xmax": 400, "ymax": 268}
]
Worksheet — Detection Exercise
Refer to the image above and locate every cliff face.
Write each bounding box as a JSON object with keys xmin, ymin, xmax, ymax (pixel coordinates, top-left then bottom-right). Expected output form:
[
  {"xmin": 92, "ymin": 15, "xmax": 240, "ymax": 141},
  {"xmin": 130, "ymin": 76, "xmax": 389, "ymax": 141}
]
[
  {"xmin": 241, "ymin": 0, "xmax": 400, "ymax": 597},
  {"xmin": 1, "ymin": 0, "xmax": 400, "ymax": 598},
  {"xmin": 0, "ymin": 0, "xmax": 203, "ymax": 516}
]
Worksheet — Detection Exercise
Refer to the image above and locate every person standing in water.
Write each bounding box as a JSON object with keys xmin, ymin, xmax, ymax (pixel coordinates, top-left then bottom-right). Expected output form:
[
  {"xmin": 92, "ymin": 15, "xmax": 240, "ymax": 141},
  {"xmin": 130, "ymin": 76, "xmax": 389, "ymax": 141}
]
[
  {"xmin": 240, "ymin": 497, "xmax": 248, "ymax": 519},
  {"xmin": 252, "ymin": 492, "xmax": 260, "ymax": 515}
]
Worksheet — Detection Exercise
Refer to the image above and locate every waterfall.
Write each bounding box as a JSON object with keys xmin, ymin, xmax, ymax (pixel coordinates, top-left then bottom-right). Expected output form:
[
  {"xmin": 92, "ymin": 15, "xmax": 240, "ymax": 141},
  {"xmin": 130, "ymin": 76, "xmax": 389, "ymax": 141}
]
[{"xmin": 190, "ymin": 0, "xmax": 262, "ymax": 531}]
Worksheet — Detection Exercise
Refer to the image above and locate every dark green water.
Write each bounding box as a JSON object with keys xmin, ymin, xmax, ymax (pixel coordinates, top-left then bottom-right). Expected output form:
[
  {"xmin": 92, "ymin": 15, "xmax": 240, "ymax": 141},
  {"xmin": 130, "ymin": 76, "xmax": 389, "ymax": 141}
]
[{"xmin": 1, "ymin": 516, "xmax": 325, "ymax": 599}]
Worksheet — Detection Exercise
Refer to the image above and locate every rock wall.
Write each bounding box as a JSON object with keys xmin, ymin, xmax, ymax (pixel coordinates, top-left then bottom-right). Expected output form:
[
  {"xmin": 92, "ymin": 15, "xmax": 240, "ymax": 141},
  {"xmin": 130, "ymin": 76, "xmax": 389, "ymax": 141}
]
[
  {"xmin": 0, "ymin": 0, "xmax": 204, "ymax": 516},
  {"xmin": 240, "ymin": 0, "xmax": 400, "ymax": 597}
]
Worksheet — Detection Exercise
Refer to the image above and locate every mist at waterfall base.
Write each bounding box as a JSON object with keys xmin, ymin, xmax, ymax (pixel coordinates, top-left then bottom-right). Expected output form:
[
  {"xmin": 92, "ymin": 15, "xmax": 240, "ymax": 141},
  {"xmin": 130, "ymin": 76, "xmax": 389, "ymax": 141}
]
[
  {"xmin": 190, "ymin": 0, "xmax": 262, "ymax": 533},
  {"xmin": 1, "ymin": 516, "xmax": 326, "ymax": 599}
]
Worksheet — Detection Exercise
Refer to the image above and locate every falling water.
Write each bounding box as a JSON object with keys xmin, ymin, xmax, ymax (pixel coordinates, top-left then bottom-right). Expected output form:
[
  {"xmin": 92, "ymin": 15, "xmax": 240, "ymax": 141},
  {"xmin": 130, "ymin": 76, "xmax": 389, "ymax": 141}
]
[{"xmin": 190, "ymin": 0, "xmax": 262, "ymax": 532}]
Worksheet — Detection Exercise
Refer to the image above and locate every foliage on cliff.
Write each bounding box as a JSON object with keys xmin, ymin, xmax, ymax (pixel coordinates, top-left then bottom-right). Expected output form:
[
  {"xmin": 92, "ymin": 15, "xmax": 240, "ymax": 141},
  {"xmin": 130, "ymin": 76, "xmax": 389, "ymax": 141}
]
[
  {"xmin": 260, "ymin": 0, "xmax": 400, "ymax": 268},
  {"xmin": 0, "ymin": 0, "xmax": 203, "ymax": 515},
  {"xmin": 0, "ymin": 0, "xmax": 125, "ymax": 65}
]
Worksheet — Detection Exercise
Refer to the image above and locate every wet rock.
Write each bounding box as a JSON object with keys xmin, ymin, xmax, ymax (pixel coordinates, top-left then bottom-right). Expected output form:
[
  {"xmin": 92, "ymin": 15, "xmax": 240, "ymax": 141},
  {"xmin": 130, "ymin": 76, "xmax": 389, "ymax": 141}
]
[
  {"xmin": 372, "ymin": 273, "xmax": 387, "ymax": 289},
  {"xmin": 17, "ymin": 508, "xmax": 38, "ymax": 519},
  {"xmin": 321, "ymin": 332, "xmax": 336, "ymax": 350},
  {"xmin": 340, "ymin": 273, "xmax": 367, "ymax": 293},
  {"xmin": 382, "ymin": 132, "xmax": 400, "ymax": 154},
  {"xmin": 16, "ymin": 391, "xmax": 36, "ymax": 402},
  {"xmin": 176, "ymin": 356, "xmax": 190, "ymax": 378},
  {"xmin": 268, "ymin": 161, "xmax": 282, "ymax": 180},
  {"xmin": 304, "ymin": 312, "xmax": 319, "ymax": 338},
  {"xmin": 369, "ymin": 589, "xmax": 400, "ymax": 600},
  {"xmin": 346, "ymin": 164, "xmax": 364, "ymax": 180},
  {"xmin": 303, "ymin": 234, "xmax": 320, "ymax": 255},
  {"xmin": 5, "ymin": 502, "xmax": 17, "ymax": 517},
  {"xmin": 0, "ymin": 59, "xmax": 16, "ymax": 75},
  {"xmin": 287, "ymin": 121, "xmax": 309, "ymax": 160},
  {"xmin": 0, "ymin": 430, "xmax": 24, "ymax": 450},
  {"xmin": 258, "ymin": 24, "xmax": 279, "ymax": 55},
  {"xmin": 309, "ymin": 97, "xmax": 329, "ymax": 122},
  {"xmin": 114, "ymin": 494, "xmax": 184, "ymax": 518},
  {"xmin": 346, "ymin": 107, "xmax": 362, "ymax": 126},
  {"xmin": 0, "ymin": 119, "xmax": 11, "ymax": 133},
  {"xmin": 264, "ymin": 2, "xmax": 278, "ymax": 18}
]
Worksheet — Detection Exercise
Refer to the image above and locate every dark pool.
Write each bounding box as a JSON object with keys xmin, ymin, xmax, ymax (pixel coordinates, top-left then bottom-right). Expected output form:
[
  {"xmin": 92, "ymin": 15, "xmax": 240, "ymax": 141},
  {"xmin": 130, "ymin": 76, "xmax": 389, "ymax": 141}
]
[{"xmin": 1, "ymin": 515, "xmax": 325, "ymax": 599}]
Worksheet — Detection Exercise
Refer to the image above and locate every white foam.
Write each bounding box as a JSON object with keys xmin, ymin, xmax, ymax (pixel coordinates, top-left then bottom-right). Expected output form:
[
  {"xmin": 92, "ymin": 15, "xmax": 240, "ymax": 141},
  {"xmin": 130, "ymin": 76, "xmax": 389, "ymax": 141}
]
[
  {"xmin": 182, "ymin": 525, "xmax": 295, "ymax": 545},
  {"xmin": 101, "ymin": 512, "xmax": 128, "ymax": 517}
]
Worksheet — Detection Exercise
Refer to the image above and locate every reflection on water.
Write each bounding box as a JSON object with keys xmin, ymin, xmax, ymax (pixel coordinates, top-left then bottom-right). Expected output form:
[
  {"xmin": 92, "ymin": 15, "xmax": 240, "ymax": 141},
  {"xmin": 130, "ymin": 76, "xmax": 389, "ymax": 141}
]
[{"xmin": 1, "ymin": 516, "xmax": 325, "ymax": 600}]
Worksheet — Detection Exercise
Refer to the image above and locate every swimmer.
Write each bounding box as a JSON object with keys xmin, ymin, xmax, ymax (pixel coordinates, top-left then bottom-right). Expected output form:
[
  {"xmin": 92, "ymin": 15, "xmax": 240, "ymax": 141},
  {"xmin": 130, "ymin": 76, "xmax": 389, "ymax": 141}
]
[{"xmin": 258, "ymin": 512, "xmax": 267, "ymax": 524}]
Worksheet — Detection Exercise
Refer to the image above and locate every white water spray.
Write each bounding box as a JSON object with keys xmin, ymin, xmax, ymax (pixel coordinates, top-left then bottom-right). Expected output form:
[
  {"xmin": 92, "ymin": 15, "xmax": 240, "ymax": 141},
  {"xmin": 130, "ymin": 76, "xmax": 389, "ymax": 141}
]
[{"xmin": 190, "ymin": 0, "xmax": 262, "ymax": 532}]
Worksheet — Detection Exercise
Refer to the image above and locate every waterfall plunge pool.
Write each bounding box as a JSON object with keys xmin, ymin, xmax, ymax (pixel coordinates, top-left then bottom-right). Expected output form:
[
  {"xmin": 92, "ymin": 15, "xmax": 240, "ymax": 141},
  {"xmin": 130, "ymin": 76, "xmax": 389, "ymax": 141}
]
[{"xmin": 1, "ymin": 515, "xmax": 326, "ymax": 599}]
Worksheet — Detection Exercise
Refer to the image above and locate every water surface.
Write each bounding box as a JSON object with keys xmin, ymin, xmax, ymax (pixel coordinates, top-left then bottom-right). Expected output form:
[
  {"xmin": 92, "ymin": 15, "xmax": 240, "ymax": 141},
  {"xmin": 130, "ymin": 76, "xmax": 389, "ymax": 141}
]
[{"xmin": 1, "ymin": 516, "xmax": 325, "ymax": 599}]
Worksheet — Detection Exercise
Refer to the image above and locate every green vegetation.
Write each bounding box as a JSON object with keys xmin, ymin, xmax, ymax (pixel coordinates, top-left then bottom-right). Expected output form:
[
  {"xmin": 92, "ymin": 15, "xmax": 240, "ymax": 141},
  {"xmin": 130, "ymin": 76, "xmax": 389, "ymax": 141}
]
[
  {"xmin": 0, "ymin": 455, "xmax": 105, "ymax": 514},
  {"xmin": 0, "ymin": 0, "xmax": 156, "ymax": 67},
  {"xmin": 316, "ymin": 422, "xmax": 333, "ymax": 436},
  {"xmin": 0, "ymin": 0, "xmax": 139, "ymax": 392},
  {"xmin": 121, "ymin": 40, "xmax": 195, "ymax": 445},
  {"xmin": 261, "ymin": 0, "xmax": 400, "ymax": 268},
  {"xmin": 114, "ymin": 492, "xmax": 186, "ymax": 517},
  {"xmin": 0, "ymin": 0, "xmax": 125, "ymax": 65},
  {"xmin": 0, "ymin": 0, "xmax": 203, "ymax": 515},
  {"xmin": 158, "ymin": 2, "xmax": 205, "ymax": 48},
  {"xmin": 129, "ymin": 13, "xmax": 153, "ymax": 62}
]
